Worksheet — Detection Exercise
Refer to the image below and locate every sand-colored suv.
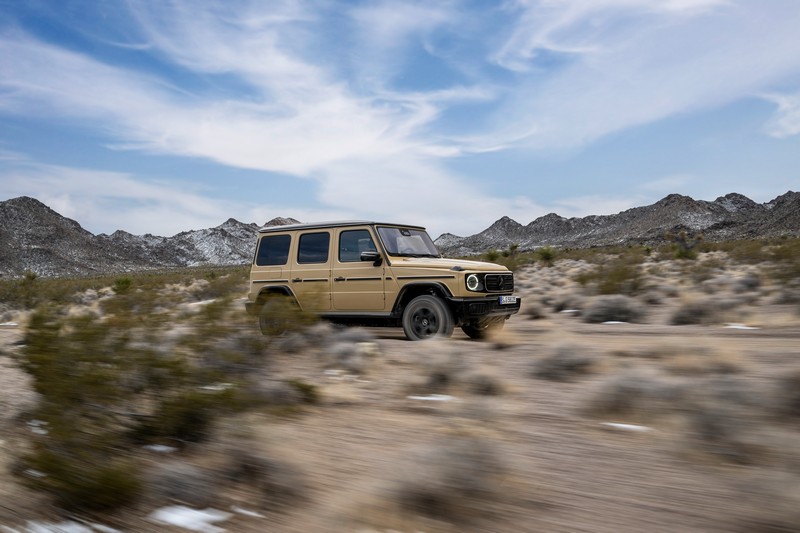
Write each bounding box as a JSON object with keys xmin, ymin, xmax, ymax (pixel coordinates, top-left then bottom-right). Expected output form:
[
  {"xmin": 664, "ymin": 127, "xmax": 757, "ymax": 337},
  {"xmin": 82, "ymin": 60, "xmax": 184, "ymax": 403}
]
[{"xmin": 245, "ymin": 221, "xmax": 521, "ymax": 340}]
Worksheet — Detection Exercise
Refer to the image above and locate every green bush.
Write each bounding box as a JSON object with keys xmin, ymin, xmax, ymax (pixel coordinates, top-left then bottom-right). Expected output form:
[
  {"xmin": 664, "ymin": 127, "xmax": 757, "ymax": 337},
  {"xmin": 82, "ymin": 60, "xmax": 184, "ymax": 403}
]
[
  {"xmin": 16, "ymin": 289, "xmax": 268, "ymax": 510},
  {"xmin": 536, "ymin": 246, "xmax": 556, "ymax": 266}
]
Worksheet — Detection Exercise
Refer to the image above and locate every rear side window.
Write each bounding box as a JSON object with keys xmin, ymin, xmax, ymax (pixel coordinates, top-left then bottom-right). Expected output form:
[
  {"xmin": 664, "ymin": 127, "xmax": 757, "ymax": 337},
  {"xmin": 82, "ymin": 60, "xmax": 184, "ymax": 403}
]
[
  {"xmin": 255, "ymin": 234, "xmax": 291, "ymax": 266},
  {"xmin": 298, "ymin": 232, "xmax": 330, "ymax": 264}
]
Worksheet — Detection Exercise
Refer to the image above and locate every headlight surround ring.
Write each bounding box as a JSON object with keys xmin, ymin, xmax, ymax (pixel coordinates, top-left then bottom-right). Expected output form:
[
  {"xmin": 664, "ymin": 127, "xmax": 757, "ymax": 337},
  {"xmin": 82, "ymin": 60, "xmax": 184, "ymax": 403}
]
[{"xmin": 466, "ymin": 273, "xmax": 484, "ymax": 292}]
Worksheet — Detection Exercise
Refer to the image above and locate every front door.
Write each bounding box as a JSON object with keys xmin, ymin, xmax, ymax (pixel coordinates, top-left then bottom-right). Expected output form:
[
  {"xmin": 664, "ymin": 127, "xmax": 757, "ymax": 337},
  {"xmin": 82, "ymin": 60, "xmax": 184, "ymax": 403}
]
[{"xmin": 332, "ymin": 228, "xmax": 385, "ymax": 311}]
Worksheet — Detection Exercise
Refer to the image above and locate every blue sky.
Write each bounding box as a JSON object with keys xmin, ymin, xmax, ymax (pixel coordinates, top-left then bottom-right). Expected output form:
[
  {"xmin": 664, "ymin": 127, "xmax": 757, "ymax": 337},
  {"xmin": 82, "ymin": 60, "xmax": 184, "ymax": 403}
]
[{"xmin": 1, "ymin": 0, "xmax": 799, "ymax": 238}]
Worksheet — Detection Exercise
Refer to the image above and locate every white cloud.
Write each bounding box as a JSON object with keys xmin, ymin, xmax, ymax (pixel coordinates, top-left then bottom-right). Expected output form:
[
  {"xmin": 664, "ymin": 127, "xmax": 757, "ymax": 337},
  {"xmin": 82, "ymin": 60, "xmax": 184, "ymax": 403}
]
[
  {"xmin": 0, "ymin": 162, "xmax": 233, "ymax": 236},
  {"xmin": 1, "ymin": 0, "xmax": 799, "ymax": 240},
  {"xmin": 763, "ymin": 91, "xmax": 800, "ymax": 138}
]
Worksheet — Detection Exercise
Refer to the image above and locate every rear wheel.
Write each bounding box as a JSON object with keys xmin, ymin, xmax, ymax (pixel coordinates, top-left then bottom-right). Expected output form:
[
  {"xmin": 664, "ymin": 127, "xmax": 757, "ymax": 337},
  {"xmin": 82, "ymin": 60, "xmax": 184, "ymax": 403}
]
[
  {"xmin": 402, "ymin": 295, "xmax": 454, "ymax": 341},
  {"xmin": 258, "ymin": 295, "xmax": 296, "ymax": 337},
  {"xmin": 461, "ymin": 319, "xmax": 505, "ymax": 340}
]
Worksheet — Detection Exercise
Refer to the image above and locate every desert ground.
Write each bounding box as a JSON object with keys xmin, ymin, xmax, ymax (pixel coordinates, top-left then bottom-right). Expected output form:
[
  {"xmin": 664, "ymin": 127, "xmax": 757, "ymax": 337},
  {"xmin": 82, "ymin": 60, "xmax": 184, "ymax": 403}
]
[{"xmin": 1, "ymin": 251, "xmax": 799, "ymax": 532}]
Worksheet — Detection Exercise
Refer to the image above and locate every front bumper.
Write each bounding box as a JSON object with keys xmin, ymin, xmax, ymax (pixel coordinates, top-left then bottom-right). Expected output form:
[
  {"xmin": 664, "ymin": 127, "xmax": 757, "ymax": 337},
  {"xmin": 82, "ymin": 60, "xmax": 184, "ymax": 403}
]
[{"xmin": 447, "ymin": 295, "xmax": 521, "ymax": 320}]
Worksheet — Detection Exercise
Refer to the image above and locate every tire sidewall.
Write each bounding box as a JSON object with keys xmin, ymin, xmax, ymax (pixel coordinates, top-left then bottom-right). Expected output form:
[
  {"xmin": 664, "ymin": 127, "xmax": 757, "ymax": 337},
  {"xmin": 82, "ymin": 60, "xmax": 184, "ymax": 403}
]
[{"xmin": 402, "ymin": 295, "xmax": 454, "ymax": 341}]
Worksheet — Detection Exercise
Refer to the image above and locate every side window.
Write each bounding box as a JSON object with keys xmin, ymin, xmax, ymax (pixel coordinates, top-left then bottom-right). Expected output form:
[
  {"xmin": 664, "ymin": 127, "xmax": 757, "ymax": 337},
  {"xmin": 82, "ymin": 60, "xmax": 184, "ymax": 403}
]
[
  {"xmin": 339, "ymin": 229, "xmax": 377, "ymax": 262},
  {"xmin": 255, "ymin": 234, "xmax": 291, "ymax": 266},
  {"xmin": 297, "ymin": 232, "xmax": 330, "ymax": 264}
]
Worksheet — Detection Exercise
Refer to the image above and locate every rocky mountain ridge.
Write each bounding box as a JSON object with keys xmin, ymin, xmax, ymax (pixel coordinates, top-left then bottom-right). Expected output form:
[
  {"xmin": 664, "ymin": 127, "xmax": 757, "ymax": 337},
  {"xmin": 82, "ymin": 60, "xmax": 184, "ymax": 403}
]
[
  {"xmin": 0, "ymin": 196, "xmax": 298, "ymax": 277},
  {"xmin": 0, "ymin": 192, "xmax": 798, "ymax": 277},
  {"xmin": 434, "ymin": 191, "xmax": 800, "ymax": 256}
]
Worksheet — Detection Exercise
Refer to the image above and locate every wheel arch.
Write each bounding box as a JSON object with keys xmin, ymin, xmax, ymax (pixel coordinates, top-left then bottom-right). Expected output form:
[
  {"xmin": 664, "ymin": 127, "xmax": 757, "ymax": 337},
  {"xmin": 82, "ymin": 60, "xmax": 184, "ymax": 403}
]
[
  {"xmin": 256, "ymin": 285, "xmax": 297, "ymax": 307},
  {"xmin": 392, "ymin": 282, "xmax": 453, "ymax": 316}
]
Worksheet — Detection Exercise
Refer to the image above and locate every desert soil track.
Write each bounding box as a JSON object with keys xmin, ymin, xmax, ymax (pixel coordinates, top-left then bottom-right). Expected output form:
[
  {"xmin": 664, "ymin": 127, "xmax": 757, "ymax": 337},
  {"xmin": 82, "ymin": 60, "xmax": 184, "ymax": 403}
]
[{"xmin": 1, "ymin": 300, "xmax": 799, "ymax": 531}]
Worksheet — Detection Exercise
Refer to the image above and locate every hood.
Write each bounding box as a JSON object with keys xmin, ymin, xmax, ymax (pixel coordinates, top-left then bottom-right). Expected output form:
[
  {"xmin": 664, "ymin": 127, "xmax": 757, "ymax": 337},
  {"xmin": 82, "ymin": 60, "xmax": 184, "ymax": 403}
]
[{"xmin": 390, "ymin": 257, "xmax": 508, "ymax": 272}]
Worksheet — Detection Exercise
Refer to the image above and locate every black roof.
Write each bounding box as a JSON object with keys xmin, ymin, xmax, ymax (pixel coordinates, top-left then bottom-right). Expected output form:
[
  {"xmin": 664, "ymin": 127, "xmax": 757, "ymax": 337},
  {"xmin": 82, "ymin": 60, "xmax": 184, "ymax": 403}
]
[{"xmin": 257, "ymin": 220, "xmax": 427, "ymax": 234}]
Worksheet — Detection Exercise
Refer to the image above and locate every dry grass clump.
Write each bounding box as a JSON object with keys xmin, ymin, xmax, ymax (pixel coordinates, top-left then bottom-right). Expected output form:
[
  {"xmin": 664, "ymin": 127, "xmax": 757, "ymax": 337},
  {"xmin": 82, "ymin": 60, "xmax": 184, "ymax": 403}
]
[
  {"xmin": 532, "ymin": 344, "xmax": 598, "ymax": 382},
  {"xmin": 681, "ymin": 403, "xmax": 766, "ymax": 465},
  {"xmin": 524, "ymin": 303, "xmax": 546, "ymax": 319},
  {"xmin": 659, "ymin": 347, "xmax": 746, "ymax": 376},
  {"xmin": 582, "ymin": 295, "xmax": 646, "ymax": 323},
  {"xmin": 225, "ymin": 448, "xmax": 308, "ymax": 509},
  {"xmin": 149, "ymin": 461, "xmax": 218, "ymax": 508},
  {"xmin": 550, "ymin": 292, "xmax": 585, "ymax": 313},
  {"xmin": 391, "ymin": 433, "xmax": 505, "ymax": 523},
  {"xmin": 464, "ymin": 370, "xmax": 505, "ymax": 396},
  {"xmin": 582, "ymin": 370, "xmax": 685, "ymax": 421},
  {"xmin": 670, "ymin": 298, "xmax": 722, "ymax": 325}
]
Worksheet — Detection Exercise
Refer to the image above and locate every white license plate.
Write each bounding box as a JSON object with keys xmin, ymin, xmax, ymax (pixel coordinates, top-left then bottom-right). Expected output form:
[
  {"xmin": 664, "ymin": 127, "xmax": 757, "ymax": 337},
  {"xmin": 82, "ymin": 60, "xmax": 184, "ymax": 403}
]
[{"xmin": 499, "ymin": 295, "xmax": 517, "ymax": 305}]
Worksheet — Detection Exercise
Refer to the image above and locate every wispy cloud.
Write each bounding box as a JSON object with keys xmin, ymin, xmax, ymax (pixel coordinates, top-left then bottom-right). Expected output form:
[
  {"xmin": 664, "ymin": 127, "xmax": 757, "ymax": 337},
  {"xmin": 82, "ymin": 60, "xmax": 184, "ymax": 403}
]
[
  {"xmin": 763, "ymin": 91, "xmax": 800, "ymax": 138},
  {"xmin": 488, "ymin": 0, "xmax": 800, "ymax": 149},
  {"xmin": 1, "ymin": 0, "xmax": 798, "ymax": 237}
]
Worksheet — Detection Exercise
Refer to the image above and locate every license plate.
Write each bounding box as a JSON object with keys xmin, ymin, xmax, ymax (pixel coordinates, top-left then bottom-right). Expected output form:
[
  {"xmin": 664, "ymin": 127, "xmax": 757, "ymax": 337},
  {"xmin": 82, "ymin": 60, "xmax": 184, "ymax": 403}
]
[{"xmin": 499, "ymin": 295, "xmax": 517, "ymax": 305}]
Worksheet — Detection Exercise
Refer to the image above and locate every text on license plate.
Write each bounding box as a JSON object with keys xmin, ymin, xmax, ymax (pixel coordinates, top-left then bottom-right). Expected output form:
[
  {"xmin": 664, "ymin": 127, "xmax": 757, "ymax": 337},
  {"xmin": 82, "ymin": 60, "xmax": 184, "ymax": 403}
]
[{"xmin": 499, "ymin": 296, "xmax": 517, "ymax": 305}]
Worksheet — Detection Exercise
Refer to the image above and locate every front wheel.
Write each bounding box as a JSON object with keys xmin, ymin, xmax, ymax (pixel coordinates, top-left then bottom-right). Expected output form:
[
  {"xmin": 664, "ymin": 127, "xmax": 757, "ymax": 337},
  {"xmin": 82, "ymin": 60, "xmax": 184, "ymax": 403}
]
[
  {"xmin": 461, "ymin": 319, "xmax": 505, "ymax": 340},
  {"xmin": 402, "ymin": 295, "xmax": 454, "ymax": 341}
]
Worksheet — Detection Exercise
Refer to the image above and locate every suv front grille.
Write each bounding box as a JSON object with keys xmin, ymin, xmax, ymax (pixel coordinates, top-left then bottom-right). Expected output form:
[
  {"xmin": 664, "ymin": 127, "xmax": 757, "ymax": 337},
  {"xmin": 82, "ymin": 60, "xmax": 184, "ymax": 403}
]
[{"xmin": 485, "ymin": 273, "xmax": 513, "ymax": 292}]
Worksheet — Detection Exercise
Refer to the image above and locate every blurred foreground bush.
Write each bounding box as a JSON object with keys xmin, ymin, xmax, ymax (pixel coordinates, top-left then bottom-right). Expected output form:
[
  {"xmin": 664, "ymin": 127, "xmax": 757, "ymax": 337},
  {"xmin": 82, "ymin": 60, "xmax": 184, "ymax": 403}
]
[{"xmin": 15, "ymin": 277, "xmax": 269, "ymax": 511}]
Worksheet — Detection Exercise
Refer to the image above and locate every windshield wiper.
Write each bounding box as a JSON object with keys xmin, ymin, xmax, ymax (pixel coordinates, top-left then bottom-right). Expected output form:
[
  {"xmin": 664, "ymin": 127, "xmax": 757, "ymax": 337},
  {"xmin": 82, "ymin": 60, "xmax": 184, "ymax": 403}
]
[{"xmin": 394, "ymin": 253, "xmax": 440, "ymax": 258}]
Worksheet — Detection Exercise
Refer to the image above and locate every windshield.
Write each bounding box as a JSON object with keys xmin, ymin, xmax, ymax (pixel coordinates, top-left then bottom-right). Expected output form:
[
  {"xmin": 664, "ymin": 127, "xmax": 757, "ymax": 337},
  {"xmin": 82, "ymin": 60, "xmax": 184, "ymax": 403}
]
[{"xmin": 377, "ymin": 226, "xmax": 440, "ymax": 257}]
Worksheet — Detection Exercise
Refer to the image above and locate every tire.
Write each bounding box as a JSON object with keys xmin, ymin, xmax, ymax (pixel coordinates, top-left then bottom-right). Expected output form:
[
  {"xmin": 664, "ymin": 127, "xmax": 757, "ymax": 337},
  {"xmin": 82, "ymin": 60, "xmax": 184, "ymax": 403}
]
[
  {"xmin": 402, "ymin": 295, "xmax": 454, "ymax": 341},
  {"xmin": 461, "ymin": 319, "xmax": 505, "ymax": 340},
  {"xmin": 258, "ymin": 295, "xmax": 296, "ymax": 337}
]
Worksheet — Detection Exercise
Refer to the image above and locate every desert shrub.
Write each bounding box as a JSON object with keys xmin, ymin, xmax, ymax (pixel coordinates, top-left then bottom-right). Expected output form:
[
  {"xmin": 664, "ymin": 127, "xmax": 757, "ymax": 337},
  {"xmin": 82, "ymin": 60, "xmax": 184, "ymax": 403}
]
[
  {"xmin": 536, "ymin": 246, "xmax": 556, "ymax": 266},
  {"xmin": 667, "ymin": 231, "xmax": 703, "ymax": 260},
  {"xmin": 583, "ymin": 295, "xmax": 645, "ymax": 323},
  {"xmin": 465, "ymin": 371, "xmax": 504, "ymax": 396},
  {"xmin": 113, "ymin": 276, "xmax": 133, "ymax": 294},
  {"xmin": 149, "ymin": 461, "xmax": 217, "ymax": 507},
  {"xmin": 287, "ymin": 379, "xmax": 319, "ymax": 404},
  {"xmin": 670, "ymin": 299, "xmax": 721, "ymax": 325},
  {"xmin": 575, "ymin": 254, "xmax": 644, "ymax": 295},
  {"xmin": 683, "ymin": 404, "xmax": 764, "ymax": 465},
  {"xmin": 524, "ymin": 303, "xmax": 546, "ymax": 319},
  {"xmin": 225, "ymin": 449, "xmax": 308, "ymax": 508},
  {"xmin": 733, "ymin": 273, "xmax": 761, "ymax": 293},
  {"xmin": 24, "ymin": 445, "xmax": 142, "ymax": 511},
  {"xmin": 133, "ymin": 389, "xmax": 221, "ymax": 444},
  {"xmin": 393, "ymin": 434, "xmax": 504, "ymax": 522},
  {"xmin": 532, "ymin": 344, "xmax": 597, "ymax": 381},
  {"xmin": 583, "ymin": 371, "xmax": 684, "ymax": 420},
  {"xmin": 484, "ymin": 249, "xmax": 500, "ymax": 262},
  {"xmin": 16, "ymin": 296, "xmax": 268, "ymax": 510},
  {"xmin": 551, "ymin": 292, "xmax": 585, "ymax": 313},
  {"xmin": 660, "ymin": 348, "xmax": 745, "ymax": 376}
]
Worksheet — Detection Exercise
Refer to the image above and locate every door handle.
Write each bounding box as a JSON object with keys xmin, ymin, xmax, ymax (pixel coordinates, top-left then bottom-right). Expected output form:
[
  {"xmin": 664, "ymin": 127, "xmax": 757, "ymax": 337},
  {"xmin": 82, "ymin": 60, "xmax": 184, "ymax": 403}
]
[
  {"xmin": 334, "ymin": 277, "xmax": 345, "ymax": 282},
  {"xmin": 292, "ymin": 278, "xmax": 301, "ymax": 283}
]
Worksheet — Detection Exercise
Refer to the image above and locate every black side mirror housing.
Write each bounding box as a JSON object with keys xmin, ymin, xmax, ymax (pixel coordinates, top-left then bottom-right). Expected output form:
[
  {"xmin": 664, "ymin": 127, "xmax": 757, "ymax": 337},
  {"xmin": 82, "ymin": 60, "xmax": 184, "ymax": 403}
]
[{"xmin": 360, "ymin": 251, "xmax": 382, "ymax": 266}]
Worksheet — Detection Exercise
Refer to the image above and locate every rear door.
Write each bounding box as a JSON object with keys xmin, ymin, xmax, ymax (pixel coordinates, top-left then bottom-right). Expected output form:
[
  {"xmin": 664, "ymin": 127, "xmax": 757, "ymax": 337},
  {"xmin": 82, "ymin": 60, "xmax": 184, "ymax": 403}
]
[
  {"xmin": 332, "ymin": 227, "xmax": 385, "ymax": 311},
  {"xmin": 290, "ymin": 230, "xmax": 332, "ymax": 311}
]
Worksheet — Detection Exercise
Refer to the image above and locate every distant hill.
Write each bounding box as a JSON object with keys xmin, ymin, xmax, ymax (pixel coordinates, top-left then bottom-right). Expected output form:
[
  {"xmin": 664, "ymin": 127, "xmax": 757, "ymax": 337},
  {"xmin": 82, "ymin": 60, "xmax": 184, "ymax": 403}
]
[
  {"xmin": 0, "ymin": 196, "xmax": 298, "ymax": 277},
  {"xmin": 434, "ymin": 192, "xmax": 800, "ymax": 256},
  {"xmin": 1, "ymin": 192, "xmax": 798, "ymax": 277}
]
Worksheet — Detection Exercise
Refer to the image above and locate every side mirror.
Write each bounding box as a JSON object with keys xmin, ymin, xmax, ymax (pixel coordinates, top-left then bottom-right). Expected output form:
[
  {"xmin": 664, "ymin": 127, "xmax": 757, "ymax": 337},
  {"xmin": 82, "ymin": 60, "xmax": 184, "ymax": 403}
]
[{"xmin": 360, "ymin": 251, "xmax": 382, "ymax": 266}]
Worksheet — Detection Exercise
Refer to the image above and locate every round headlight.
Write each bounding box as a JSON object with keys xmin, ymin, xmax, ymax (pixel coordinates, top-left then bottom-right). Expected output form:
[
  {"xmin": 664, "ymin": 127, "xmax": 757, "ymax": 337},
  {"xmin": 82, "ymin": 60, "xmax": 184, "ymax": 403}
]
[{"xmin": 466, "ymin": 274, "xmax": 481, "ymax": 291}]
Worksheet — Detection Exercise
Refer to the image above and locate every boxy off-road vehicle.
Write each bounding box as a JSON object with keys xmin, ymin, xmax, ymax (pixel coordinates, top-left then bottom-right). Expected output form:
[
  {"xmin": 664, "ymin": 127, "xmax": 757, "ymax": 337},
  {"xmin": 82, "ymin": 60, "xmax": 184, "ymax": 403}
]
[{"xmin": 245, "ymin": 221, "xmax": 521, "ymax": 340}]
